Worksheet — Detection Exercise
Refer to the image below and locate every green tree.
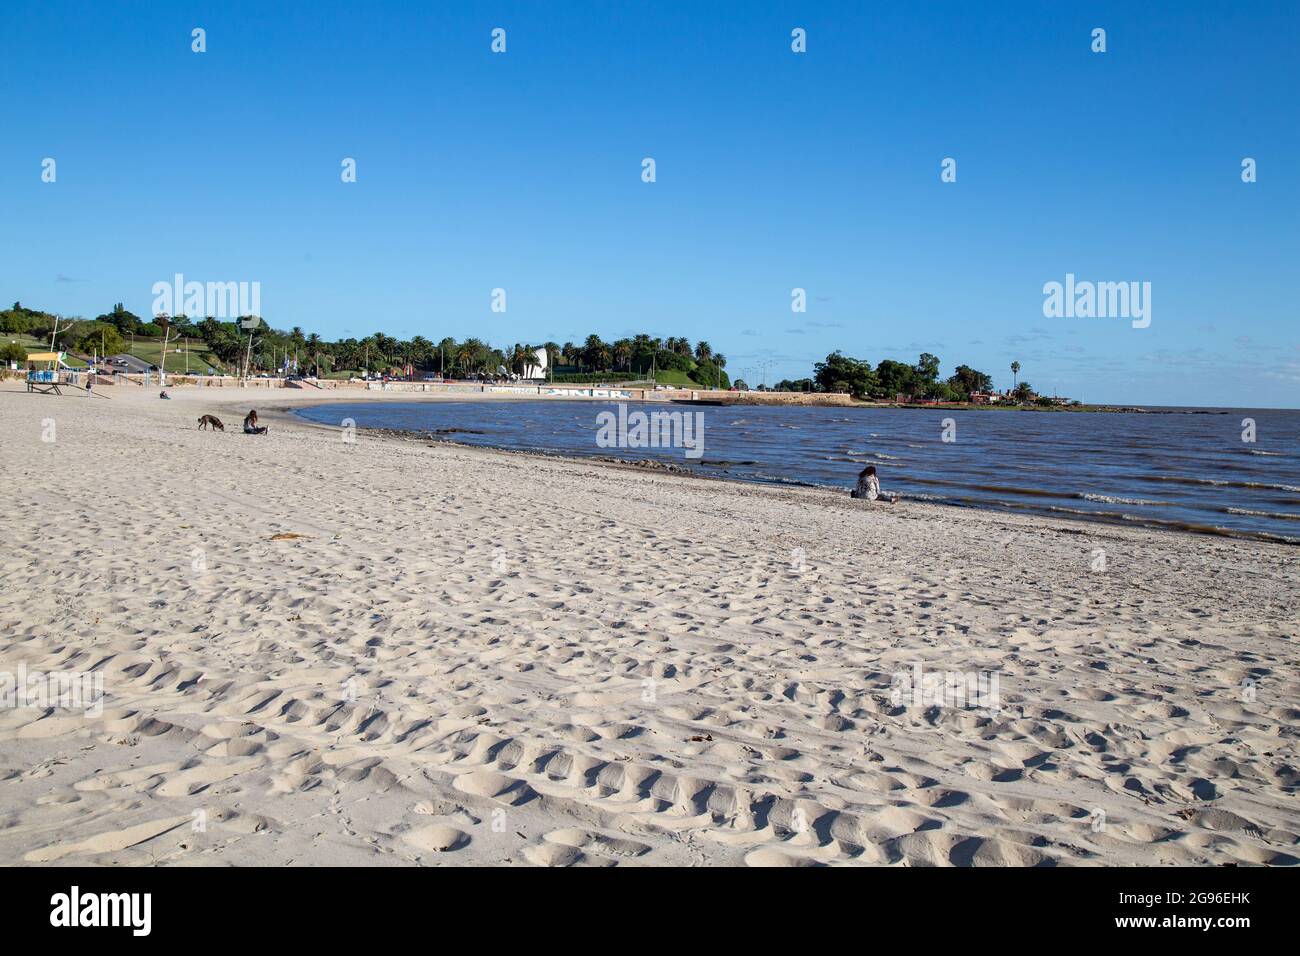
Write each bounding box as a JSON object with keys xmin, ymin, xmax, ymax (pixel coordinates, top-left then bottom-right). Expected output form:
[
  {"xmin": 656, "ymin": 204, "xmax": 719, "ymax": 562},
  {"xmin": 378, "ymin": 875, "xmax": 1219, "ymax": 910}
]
[
  {"xmin": 612, "ymin": 338, "xmax": 633, "ymax": 371},
  {"xmin": 306, "ymin": 333, "xmax": 324, "ymax": 375},
  {"xmin": 947, "ymin": 364, "xmax": 993, "ymax": 399},
  {"xmin": 1011, "ymin": 361, "xmax": 1020, "ymax": 389},
  {"xmin": 774, "ymin": 377, "xmax": 815, "ymax": 392},
  {"xmin": 581, "ymin": 334, "xmax": 610, "ymax": 370},
  {"xmin": 95, "ymin": 303, "xmax": 143, "ymax": 335},
  {"xmin": 814, "ymin": 352, "xmax": 876, "ymax": 399},
  {"xmin": 915, "ymin": 352, "xmax": 941, "ymax": 383},
  {"xmin": 541, "ymin": 341, "xmax": 560, "ymax": 375},
  {"xmin": 875, "ymin": 359, "xmax": 916, "ymax": 399},
  {"xmin": 77, "ymin": 322, "xmax": 125, "ymax": 357},
  {"xmin": 691, "ymin": 359, "xmax": 729, "ymax": 389}
]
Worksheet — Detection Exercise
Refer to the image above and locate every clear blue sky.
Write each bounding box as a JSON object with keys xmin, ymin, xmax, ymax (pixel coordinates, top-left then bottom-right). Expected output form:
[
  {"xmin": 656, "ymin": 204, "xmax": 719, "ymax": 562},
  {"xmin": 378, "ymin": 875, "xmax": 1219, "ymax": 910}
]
[{"xmin": 2, "ymin": 1, "xmax": 1296, "ymax": 406}]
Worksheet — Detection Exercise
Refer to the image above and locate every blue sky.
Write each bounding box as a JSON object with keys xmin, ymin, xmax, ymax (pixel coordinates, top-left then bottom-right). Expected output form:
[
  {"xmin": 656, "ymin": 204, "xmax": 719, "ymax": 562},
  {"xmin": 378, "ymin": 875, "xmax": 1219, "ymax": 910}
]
[{"xmin": 2, "ymin": 1, "xmax": 1297, "ymax": 406}]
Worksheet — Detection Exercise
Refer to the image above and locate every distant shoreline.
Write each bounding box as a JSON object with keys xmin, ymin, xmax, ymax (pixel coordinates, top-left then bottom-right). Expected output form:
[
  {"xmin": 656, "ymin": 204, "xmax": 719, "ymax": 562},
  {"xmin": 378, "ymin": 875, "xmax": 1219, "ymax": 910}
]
[{"xmin": 9, "ymin": 371, "xmax": 1284, "ymax": 413}]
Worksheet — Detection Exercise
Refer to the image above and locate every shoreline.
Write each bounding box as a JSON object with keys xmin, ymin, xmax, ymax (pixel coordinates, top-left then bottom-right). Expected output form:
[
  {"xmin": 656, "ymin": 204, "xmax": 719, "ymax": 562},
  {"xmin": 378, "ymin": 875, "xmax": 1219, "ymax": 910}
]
[{"xmin": 278, "ymin": 397, "xmax": 1300, "ymax": 549}]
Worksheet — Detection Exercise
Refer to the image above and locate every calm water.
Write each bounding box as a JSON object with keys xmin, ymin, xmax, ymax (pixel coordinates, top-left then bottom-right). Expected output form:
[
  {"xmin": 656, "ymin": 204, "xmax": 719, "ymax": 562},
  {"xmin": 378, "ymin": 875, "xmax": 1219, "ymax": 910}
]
[{"xmin": 297, "ymin": 401, "xmax": 1300, "ymax": 544}]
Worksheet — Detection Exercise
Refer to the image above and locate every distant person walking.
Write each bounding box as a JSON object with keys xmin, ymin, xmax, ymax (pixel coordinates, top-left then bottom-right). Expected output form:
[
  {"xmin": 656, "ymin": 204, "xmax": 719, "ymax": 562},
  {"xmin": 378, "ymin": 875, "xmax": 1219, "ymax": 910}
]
[
  {"xmin": 852, "ymin": 465, "xmax": 897, "ymax": 503},
  {"xmin": 243, "ymin": 409, "xmax": 268, "ymax": 435}
]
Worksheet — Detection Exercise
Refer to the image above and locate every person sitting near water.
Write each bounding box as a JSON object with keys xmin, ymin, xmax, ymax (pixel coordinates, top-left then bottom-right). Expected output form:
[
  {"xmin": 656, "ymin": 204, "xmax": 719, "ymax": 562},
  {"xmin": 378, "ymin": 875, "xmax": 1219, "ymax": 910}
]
[
  {"xmin": 243, "ymin": 409, "xmax": 269, "ymax": 435},
  {"xmin": 851, "ymin": 465, "xmax": 897, "ymax": 503}
]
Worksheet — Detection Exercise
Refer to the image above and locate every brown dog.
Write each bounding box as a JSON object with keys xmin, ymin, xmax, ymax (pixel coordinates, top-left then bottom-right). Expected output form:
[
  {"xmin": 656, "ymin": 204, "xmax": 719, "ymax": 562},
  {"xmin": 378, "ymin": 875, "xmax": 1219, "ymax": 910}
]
[{"xmin": 198, "ymin": 415, "xmax": 225, "ymax": 431}]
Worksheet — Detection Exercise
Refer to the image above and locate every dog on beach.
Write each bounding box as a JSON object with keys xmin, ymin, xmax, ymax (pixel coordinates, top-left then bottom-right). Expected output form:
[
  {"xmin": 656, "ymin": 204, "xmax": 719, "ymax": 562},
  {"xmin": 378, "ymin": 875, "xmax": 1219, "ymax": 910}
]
[{"xmin": 198, "ymin": 415, "xmax": 225, "ymax": 431}]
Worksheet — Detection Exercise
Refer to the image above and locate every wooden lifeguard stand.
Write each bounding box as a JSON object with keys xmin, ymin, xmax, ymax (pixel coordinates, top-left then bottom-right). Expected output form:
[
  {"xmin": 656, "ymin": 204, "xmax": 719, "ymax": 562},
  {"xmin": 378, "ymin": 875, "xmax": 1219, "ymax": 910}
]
[{"xmin": 25, "ymin": 351, "xmax": 69, "ymax": 394}]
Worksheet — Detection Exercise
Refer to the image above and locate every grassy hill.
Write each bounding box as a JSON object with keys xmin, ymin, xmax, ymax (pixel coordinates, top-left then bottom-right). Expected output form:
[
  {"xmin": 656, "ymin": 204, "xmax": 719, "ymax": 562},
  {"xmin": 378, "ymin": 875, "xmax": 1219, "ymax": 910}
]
[
  {"xmin": 127, "ymin": 338, "xmax": 222, "ymax": 374},
  {"xmin": 3, "ymin": 333, "xmax": 89, "ymax": 367},
  {"xmin": 3, "ymin": 332, "xmax": 223, "ymax": 374},
  {"xmin": 649, "ymin": 369, "xmax": 698, "ymax": 386}
]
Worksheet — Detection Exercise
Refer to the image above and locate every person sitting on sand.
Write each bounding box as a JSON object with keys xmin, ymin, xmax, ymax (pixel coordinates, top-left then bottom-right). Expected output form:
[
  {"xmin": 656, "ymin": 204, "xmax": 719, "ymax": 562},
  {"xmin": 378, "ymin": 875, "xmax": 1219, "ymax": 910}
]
[
  {"xmin": 851, "ymin": 465, "xmax": 897, "ymax": 503},
  {"xmin": 243, "ymin": 409, "xmax": 269, "ymax": 435}
]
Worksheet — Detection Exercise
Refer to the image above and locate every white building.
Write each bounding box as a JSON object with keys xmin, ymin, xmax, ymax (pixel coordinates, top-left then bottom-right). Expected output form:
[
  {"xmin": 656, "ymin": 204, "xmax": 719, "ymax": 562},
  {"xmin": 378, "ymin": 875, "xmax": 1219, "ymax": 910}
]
[{"xmin": 522, "ymin": 347, "xmax": 548, "ymax": 380}]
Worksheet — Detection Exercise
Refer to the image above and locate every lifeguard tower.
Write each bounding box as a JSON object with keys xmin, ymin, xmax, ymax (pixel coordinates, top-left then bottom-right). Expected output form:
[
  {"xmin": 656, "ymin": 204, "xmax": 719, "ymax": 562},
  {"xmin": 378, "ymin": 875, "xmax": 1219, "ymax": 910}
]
[{"xmin": 25, "ymin": 351, "xmax": 72, "ymax": 395}]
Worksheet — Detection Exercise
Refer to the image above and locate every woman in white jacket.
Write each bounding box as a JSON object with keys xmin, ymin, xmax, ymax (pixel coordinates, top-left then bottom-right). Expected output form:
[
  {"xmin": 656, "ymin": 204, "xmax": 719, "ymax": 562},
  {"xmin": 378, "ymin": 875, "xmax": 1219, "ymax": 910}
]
[{"xmin": 852, "ymin": 465, "xmax": 896, "ymax": 503}]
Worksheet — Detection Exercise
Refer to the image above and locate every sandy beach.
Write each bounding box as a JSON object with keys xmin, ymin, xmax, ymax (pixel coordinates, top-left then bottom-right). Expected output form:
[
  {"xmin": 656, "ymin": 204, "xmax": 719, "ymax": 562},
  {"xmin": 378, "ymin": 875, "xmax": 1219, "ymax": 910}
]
[{"xmin": 1, "ymin": 383, "xmax": 1297, "ymax": 867}]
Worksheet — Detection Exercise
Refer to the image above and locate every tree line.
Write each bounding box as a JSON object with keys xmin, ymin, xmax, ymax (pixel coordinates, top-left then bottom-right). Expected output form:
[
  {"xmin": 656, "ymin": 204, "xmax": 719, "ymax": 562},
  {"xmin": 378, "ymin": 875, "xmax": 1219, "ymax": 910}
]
[
  {"xmin": 0, "ymin": 302, "xmax": 734, "ymax": 387},
  {"xmin": 775, "ymin": 351, "xmax": 1035, "ymax": 402},
  {"xmin": 3, "ymin": 300, "xmax": 1035, "ymax": 400}
]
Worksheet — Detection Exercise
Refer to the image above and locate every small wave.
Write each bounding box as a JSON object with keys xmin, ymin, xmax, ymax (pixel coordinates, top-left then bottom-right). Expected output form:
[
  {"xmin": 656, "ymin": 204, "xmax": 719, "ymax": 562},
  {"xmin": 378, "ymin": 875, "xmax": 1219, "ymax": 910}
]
[
  {"xmin": 842, "ymin": 449, "xmax": 902, "ymax": 460},
  {"xmin": 1225, "ymin": 507, "xmax": 1300, "ymax": 521},
  {"xmin": 1137, "ymin": 475, "xmax": 1300, "ymax": 493},
  {"xmin": 1047, "ymin": 505, "xmax": 1102, "ymax": 518},
  {"xmin": 1247, "ymin": 450, "xmax": 1283, "ymax": 456},
  {"xmin": 1081, "ymin": 494, "xmax": 1172, "ymax": 506},
  {"xmin": 842, "ymin": 450, "xmax": 904, "ymax": 463},
  {"xmin": 749, "ymin": 472, "xmax": 839, "ymax": 491}
]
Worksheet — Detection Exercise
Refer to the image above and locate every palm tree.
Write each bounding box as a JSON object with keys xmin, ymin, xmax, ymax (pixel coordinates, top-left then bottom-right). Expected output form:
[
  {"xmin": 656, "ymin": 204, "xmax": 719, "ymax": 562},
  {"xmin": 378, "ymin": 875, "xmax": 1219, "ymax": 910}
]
[
  {"xmin": 508, "ymin": 343, "xmax": 534, "ymax": 377},
  {"xmin": 612, "ymin": 338, "xmax": 632, "ymax": 372},
  {"xmin": 410, "ymin": 335, "xmax": 432, "ymax": 369},
  {"xmin": 1011, "ymin": 361, "xmax": 1020, "ymax": 390},
  {"xmin": 290, "ymin": 327, "xmax": 306, "ymax": 369},
  {"xmin": 582, "ymin": 334, "xmax": 609, "ymax": 371},
  {"xmin": 359, "ymin": 335, "xmax": 378, "ymax": 373},
  {"xmin": 455, "ymin": 342, "xmax": 476, "ymax": 375},
  {"xmin": 458, "ymin": 338, "xmax": 488, "ymax": 376},
  {"xmin": 694, "ymin": 341, "xmax": 713, "ymax": 363}
]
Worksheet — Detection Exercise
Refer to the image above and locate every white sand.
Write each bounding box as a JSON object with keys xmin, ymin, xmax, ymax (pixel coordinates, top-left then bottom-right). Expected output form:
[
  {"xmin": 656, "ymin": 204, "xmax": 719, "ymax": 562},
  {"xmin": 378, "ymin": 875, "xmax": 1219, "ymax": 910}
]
[{"xmin": 1, "ymin": 383, "xmax": 1297, "ymax": 866}]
